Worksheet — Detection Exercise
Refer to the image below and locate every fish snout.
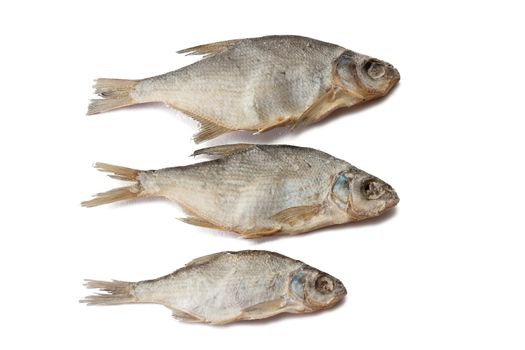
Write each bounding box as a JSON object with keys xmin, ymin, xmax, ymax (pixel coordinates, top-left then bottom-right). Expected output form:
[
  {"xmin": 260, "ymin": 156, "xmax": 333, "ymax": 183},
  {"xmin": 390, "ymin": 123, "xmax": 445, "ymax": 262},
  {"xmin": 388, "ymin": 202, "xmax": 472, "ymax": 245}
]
[{"xmin": 385, "ymin": 185, "xmax": 400, "ymax": 210}]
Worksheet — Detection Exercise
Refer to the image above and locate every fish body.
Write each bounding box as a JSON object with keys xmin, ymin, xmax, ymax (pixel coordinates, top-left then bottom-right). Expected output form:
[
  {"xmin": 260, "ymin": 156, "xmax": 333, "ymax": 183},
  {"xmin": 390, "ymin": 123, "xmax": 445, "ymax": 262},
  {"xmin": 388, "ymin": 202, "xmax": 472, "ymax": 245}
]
[
  {"xmin": 82, "ymin": 250, "xmax": 346, "ymax": 324},
  {"xmin": 88, "ymin": 35, "xmax": 400, "ymax": 142},
  {"xmin": 82, "ymin": 144, "xmax": 399, "ymax": 238}
]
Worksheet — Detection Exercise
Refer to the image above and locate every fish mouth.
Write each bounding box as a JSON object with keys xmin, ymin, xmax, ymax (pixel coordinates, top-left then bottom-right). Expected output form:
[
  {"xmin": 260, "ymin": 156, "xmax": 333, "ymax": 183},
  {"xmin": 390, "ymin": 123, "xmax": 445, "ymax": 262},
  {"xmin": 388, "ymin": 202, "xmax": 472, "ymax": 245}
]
[
  {"xmin": 392, "ymin": 67, "xmax": 401, "ymax": 82},
  {"xmin": 347, "ymin": 193, "xmax": 399, "ymax": 221},
  {"xmin": 383, "ymin": 67, "xmax": 400, "ymax": 94},
  {"xmin": 385, "ymin": 187, "xmax": 400, "ymax": 210},
  {"xmin": 387, "ymin": 196, "xmax": 400, "ymax": 210},
  {"xmin": 328, "ymin": 289, "xmax": 347, "ymax": 307}
]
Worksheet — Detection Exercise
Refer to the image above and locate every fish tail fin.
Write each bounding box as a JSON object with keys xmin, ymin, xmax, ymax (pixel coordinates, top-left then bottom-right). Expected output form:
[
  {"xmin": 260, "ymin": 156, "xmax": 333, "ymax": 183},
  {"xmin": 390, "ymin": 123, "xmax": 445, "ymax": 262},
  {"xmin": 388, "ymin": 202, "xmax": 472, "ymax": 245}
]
[
  {"xmin": 80, "ymin": 279, "xmax": 137, "ymax": 305},
  {"xmin": 87, "ymin": 78, "xmax": 139, "ymax": 115},
  {"xmin": 81, "ymin": 162, "xmax": 145, "ymax": 207}
]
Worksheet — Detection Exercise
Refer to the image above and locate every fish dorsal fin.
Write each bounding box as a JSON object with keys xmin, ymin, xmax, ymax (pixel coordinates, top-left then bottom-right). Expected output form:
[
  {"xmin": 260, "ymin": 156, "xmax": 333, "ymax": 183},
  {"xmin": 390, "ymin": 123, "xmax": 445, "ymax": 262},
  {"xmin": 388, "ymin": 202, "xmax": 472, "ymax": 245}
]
[
  {"xmin": 184, "ymin": 252, "xmax": 228, "ymax": 267},
  {"xmin": 192, "ymin": 144, "xmax": 256, "ymax": 158},
  {"xmin": 177, "ymin": 39, "xmax": 242, "ymax": 58},
  {"xmin": 271, "ymin": 205, "xmax": 323, "ymax": 226}
]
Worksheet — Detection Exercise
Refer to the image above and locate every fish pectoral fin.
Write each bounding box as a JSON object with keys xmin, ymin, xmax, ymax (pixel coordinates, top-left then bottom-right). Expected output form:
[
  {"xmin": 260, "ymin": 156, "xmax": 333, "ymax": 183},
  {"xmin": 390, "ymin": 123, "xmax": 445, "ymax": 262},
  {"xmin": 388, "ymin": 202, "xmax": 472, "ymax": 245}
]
[
  {"xmin": 239, "ymin": 298, "xmax": 287, "ymax": 321},
  {"xmin": 172, "ymin": 308, "xmax": 203, "ymax": 323},
  {"xmin": 184, "ymin": 252, "xmax": 228, "ymax": 267},
  {"xmin": 239, "ymin": 227, "xmax": 281, "ymax": 239},
  {"xmin": 293, "ymin": 87, "xmax": 348, "ymax": 129},
  {"xmin": 255, "ymin": 88, "xmax": 347, "ymax": 134},
  {"xmin": 177, "ymin": 39, "xmax": 242, "ymax": 58},
  {"xmin": 192, "ymin": 144, "xmax": 256, "ymax": 157},
  {"xmin": 178, "ymin": 216, "xmax": 225, "ymax": 230},
  {"xmin": 271, "ymin": 205, "xmax": 323, "ymax": 226}
]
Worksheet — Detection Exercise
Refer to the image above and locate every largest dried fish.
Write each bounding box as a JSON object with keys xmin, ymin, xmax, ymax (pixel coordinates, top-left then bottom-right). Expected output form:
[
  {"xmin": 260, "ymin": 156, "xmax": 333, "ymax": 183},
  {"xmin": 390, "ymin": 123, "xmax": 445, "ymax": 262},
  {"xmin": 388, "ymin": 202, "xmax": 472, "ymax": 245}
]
[
  {"xmin": 87, "ymin": 35, "xmax": 400, "ymax": 142},
  {"xmin": 82, "ymin": 144, "xmax": 399, "ymax": 238},
  {"xmin": 81, "ymin": 250, "xmax": 346, "ymax": 324}
]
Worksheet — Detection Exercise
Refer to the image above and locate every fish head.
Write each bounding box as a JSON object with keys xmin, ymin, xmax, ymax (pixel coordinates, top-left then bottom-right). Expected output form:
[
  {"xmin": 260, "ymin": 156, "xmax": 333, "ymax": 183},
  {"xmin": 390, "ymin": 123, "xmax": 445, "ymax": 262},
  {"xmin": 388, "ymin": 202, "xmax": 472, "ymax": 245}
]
[
  {"xmin": 330, "ymin": 169, "xmax": 399, "ymax": 221},
  {"xmin": 335, "ymin": 50, "xmax": 400, "ymax": 101},
  {"xmin": 290, "ymin": 268, "xmax": 347, "ymax": 311}
]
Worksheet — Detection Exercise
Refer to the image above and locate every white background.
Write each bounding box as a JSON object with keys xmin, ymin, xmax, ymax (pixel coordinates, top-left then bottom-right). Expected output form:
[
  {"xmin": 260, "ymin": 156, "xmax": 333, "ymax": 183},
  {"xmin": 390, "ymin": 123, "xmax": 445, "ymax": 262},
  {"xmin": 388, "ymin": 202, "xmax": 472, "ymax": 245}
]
[{"xmin": 1, "ymin": 1, "xmax": 524, "ymax": 349}]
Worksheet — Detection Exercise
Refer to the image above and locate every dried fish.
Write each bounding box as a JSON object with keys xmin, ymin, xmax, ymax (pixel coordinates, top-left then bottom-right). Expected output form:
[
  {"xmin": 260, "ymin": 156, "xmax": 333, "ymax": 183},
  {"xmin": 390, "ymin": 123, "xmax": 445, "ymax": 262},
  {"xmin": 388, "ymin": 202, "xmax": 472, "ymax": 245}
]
[
  {"xmin": 81, "ymin": 250, "xmax": 346, "ymax": 324},
  {"xmin": 82, "ymin": 144, "xmax": 399, "ymax": 238},
  {"xmin": 87, "ymin": 35, "xmax": 400, "ymax": 142}
]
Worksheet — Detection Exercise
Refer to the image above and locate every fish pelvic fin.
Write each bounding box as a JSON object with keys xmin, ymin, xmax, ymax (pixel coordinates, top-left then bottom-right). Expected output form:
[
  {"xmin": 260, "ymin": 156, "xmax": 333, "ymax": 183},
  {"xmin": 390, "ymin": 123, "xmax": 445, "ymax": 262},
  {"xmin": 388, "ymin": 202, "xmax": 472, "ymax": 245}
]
[
  {"xmin": 239, "ymin": 227, "xmax": 281, "ymax": 239},
  {"xmin": 81, "ymin": 163, "xmax": 144, "ymax": 207},
  {"xmin": 87, "ymin": 78, "xmax": 139, "ymax": 115},
  {"xmin": 80, "ymin": 279, "xmax": 137, "ymax": 306},
  {"xmin": 172, "ymin": 309, "xmax": 204, "ymax": 323},
  {"xmin": 178, "ymin": 216, "xmax": 225, "ymax": 231},
  {"xmin": 256, "ymin": 117, "xmax": 293, "ymax": 134},
  {"xmin": 177, "ymin": 39, "xmax": 242, "ymax": 58}
]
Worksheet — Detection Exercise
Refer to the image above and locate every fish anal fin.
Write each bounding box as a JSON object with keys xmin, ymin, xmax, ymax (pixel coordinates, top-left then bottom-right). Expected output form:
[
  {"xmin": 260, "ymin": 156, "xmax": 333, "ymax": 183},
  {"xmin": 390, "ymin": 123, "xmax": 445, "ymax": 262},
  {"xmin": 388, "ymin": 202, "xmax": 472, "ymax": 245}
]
[
  {"xmin": 239, "ymin": 298, "xmax": 287, "ymax": 320},
  {"xmin": 192, "ymin": 144, "xmax": 256, "ymax": 157},
  {"xmin": 166, "ymin": 103, "xmax": 231, "ymax": 143},
  {"xmin": 193, "ymin": 120, "xmax": 230, "ymax": 144},
  {"xmin": 177, "ymin": 39, "xmax": 242, "ymax": 58},
  {"xmin": 271, "ymin": 205, "xmax": 323, "ymax": 226},
  {"xmin": 172, "ymin": 309, "xmax": 203, "ymax": 323}
]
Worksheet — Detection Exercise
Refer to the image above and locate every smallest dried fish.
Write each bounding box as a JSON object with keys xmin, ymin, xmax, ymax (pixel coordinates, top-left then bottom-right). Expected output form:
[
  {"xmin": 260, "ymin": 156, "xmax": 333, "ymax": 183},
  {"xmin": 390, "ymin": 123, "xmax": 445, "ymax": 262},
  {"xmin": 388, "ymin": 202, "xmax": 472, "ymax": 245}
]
[{"xmin": 81, "ymin": 250, "xmax": 346, "ymax": 325}]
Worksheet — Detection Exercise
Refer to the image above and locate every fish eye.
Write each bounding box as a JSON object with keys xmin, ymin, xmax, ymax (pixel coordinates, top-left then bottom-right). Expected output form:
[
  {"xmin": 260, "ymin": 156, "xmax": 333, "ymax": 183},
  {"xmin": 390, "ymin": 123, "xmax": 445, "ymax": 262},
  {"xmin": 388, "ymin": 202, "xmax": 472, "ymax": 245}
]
[
  {"xmin": 362, "ymin": 179, "xmax": 385, "ymax": 200},
  {"xmin": 315, "ymin": 275, "xmax": 334, "ymax": 294},
  {"xmin": 363, "ymin": 60, "xmax": 386, "ymax": 80}
]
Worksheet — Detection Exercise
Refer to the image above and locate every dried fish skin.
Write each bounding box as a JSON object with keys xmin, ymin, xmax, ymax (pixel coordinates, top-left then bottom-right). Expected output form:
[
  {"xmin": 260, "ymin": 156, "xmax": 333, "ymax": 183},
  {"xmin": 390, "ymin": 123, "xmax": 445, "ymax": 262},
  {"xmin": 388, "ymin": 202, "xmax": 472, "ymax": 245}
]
[
  {"xmin": 82, "ymin": 144, "xmax": 399, "ymax": 238},
  {"xmin": 87, "ymin": 35, "xmax": 400, "ymax": 142},
  {"xmin": 81, "ymin": 250, "xmax": 346, "ymax": 324}
]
